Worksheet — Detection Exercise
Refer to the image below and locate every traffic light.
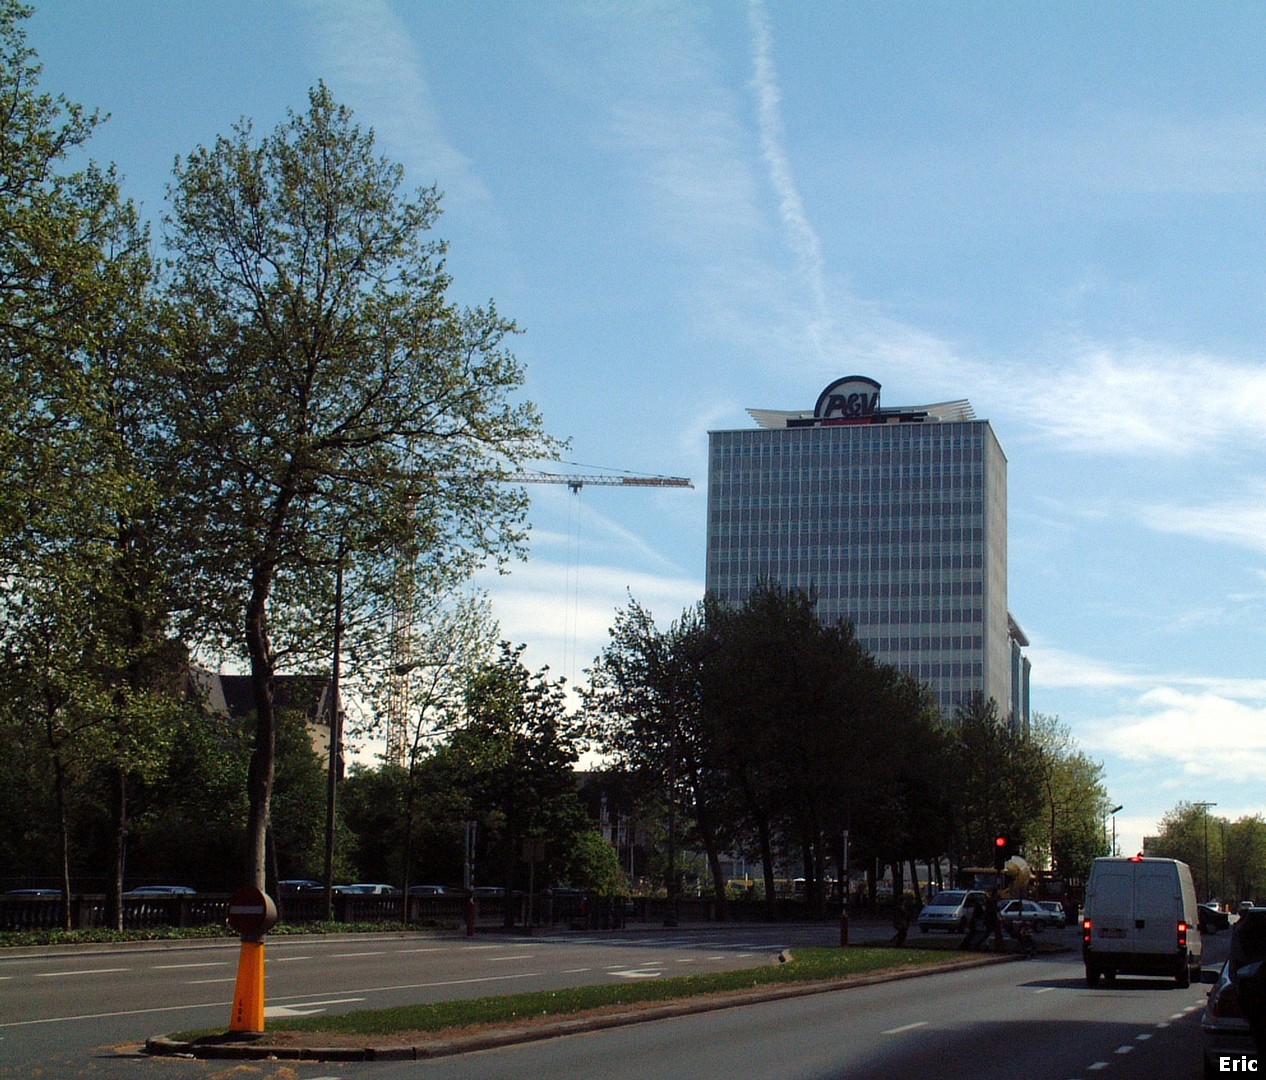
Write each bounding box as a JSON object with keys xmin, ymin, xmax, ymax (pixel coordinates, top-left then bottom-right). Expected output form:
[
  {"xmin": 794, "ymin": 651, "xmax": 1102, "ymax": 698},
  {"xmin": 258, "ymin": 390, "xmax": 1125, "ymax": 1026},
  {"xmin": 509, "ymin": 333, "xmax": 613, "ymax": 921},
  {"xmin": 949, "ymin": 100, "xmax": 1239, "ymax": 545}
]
[{"xmin": 994, "ymin": 834, "xmax": 1010, "ymax": 871}]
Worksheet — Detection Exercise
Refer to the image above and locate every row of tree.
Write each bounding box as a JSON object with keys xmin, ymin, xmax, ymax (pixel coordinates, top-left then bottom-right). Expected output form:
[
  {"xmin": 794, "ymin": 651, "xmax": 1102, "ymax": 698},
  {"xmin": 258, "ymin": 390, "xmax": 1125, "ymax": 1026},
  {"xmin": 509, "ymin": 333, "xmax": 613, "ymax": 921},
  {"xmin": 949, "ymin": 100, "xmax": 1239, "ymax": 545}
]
[
  {"xmin": 1148, "ymin": 802, "xmax": 1266, "ymax": 905},
  {"xmin": 0, "ymin": 2, "xmax": 555, "ymax": 926},
  {"xmin": 584, "ymin": 584, "xmax": 1113, "ymax": 917}
]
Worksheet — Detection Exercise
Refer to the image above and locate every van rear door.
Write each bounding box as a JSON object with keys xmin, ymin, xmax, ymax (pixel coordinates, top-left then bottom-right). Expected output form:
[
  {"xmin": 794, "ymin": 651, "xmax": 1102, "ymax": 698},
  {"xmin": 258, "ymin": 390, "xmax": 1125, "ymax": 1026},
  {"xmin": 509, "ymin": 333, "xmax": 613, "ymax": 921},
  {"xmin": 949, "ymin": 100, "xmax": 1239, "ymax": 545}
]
[
  {"xmin": 1089, "ymin": 861, "xmax": 1136, "ymax": 951},
  {"xmin": 1134, "ymin": 861, "xmax": 1182, "ymax": 953}
]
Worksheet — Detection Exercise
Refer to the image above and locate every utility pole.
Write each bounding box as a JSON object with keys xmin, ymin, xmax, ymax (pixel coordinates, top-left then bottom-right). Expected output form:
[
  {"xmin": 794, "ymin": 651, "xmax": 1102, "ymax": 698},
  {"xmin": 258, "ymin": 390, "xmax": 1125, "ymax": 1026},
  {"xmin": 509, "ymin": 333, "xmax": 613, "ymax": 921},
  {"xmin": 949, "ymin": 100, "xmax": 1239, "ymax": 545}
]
[{"xmin": 1194, "ymin": 802, "xmax": 1218, "ymax": 903}]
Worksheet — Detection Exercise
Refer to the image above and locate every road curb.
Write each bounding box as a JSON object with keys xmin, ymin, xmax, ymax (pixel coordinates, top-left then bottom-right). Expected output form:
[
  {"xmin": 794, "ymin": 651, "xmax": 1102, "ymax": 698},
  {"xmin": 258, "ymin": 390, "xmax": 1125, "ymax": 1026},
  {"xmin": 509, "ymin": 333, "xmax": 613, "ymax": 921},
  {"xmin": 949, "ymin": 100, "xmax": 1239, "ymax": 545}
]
[{"xmin": 145, "ymin": 951, "xmax": 1018, "ymax": 1062}]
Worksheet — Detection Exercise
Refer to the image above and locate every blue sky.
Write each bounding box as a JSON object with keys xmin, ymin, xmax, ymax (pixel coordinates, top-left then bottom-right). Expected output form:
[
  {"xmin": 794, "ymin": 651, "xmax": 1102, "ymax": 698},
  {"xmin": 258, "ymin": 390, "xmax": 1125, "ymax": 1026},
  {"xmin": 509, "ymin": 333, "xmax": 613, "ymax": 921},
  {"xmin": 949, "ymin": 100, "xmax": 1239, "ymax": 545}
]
[{"xmin": 30, "ymin": 1, "xmax": 1266, "ymax": 863}]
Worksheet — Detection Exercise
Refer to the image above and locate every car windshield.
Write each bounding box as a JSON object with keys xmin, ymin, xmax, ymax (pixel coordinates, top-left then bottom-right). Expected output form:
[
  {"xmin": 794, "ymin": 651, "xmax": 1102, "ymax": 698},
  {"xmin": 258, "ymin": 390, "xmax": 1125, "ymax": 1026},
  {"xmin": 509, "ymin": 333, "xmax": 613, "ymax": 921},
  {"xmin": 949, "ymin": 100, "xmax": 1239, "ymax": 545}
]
[{"xmin": 928, "ymin": 891, "xmax": 966, "ymax": 907}]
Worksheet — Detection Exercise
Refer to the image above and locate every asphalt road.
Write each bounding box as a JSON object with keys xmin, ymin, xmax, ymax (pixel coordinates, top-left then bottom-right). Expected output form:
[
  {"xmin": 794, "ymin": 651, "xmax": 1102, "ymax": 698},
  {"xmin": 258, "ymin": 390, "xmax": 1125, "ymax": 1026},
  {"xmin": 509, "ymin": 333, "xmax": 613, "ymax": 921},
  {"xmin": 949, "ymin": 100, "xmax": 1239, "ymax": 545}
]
[
  {"xmin": 0, "ymin": 920, "xmax": 1235, "ymax": 1079},
  {"xmin": 0, "ymin": 921, "xmax": 883, "ymax": 1077}
]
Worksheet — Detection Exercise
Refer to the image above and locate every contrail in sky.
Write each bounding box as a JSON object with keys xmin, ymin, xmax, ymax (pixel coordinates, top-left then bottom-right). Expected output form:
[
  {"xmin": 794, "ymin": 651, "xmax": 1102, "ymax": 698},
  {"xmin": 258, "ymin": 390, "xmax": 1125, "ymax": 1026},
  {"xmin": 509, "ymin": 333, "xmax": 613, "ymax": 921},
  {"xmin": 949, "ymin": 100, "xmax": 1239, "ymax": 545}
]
[{"xmin": 748, "ymin": 0, "xmax": 832, "ymax": 352}]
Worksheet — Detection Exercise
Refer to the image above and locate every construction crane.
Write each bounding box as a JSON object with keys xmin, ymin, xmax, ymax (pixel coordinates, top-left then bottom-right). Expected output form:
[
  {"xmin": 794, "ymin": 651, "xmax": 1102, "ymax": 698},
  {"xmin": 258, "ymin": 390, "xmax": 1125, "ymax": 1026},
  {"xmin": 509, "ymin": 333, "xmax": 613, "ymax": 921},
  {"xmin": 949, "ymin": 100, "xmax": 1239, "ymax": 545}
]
[
  {"xmin": 508, "ymin": 470, "xmax": 694, "ymax": 493},
  {"xmin": 384, "ymin": 467, "xmax": 693, "ymax": 763}
]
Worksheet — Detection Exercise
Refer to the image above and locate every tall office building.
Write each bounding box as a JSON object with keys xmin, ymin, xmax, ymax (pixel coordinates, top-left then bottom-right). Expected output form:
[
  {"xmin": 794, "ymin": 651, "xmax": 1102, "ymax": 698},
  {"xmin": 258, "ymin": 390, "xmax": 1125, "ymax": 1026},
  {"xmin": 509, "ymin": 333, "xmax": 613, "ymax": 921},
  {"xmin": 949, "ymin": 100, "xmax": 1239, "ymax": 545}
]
[{"xmin": 705, "ymin": 375, "xmax": 1030, "ymax": 727}]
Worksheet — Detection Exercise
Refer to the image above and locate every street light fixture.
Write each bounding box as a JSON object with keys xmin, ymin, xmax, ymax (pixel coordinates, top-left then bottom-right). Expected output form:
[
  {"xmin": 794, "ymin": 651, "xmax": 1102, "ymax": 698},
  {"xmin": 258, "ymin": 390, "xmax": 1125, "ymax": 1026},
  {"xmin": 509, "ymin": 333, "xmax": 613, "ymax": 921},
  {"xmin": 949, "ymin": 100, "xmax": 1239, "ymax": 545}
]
[{"xmin": 1108, "ymin": 805, "xmax": 1123, "ymax": 857}]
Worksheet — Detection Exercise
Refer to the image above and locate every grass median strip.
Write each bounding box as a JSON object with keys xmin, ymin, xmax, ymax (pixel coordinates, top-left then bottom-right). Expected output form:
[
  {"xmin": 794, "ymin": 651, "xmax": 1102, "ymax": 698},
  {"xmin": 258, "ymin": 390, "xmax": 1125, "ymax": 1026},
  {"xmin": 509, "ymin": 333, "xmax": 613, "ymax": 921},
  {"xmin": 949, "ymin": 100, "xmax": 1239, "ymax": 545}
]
[{"xmin": 191, "ymin": 946, "xmax": 966, "ymax": 1042}]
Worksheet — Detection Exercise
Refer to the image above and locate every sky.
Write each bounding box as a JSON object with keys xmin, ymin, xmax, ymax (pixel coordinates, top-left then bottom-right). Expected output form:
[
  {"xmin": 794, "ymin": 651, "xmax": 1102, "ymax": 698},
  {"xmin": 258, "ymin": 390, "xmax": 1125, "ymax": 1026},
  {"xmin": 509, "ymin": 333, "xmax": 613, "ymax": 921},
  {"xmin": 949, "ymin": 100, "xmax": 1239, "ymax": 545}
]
[{"xmin": 28, "ymin": 0, "xmax": 1266, "ymax": 870}]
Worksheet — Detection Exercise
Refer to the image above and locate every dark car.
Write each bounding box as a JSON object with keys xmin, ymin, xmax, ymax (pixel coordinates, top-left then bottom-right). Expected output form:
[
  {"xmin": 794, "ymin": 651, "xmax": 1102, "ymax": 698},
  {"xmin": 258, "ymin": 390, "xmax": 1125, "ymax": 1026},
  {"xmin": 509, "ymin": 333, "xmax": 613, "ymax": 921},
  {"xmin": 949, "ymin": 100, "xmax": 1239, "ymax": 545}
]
[
  {"xmin": 279, "ymin": 879, "xmax": 324, "ymax": 893},
  {"xmin": 1203, "ymin": 960, "xmax": 1254, "ymax": 1078},
  {"xmin": 124, "ymin": 885, "xmax": 196, "ymax": 897},
  {"xmin": 407, "ymin": 885, "xmax": 449, "ymax": 897},
  {"xmin": 1200, "ymin": 902, "xmax": 1232, "ymax": 933}
]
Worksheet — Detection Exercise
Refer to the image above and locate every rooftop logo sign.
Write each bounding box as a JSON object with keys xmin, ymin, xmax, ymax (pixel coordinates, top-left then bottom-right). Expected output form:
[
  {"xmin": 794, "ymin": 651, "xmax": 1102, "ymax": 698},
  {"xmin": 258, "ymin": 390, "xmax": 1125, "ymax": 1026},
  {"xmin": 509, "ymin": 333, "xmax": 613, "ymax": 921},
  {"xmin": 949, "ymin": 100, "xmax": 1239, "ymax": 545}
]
[{"xmin": 813, "ymin": 376, "xmax": 881, "ymax": 424}]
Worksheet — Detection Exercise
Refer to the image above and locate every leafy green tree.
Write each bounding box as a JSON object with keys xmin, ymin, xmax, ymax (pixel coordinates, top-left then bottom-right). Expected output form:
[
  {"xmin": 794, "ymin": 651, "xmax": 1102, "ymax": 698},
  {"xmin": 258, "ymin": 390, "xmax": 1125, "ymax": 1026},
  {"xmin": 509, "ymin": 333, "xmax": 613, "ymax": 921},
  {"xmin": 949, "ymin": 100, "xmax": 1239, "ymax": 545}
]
[
  {"xmin": 1224, "ymin": 816, "xmax": 1266, "ymax": 905},
  {"xmin": 437, "ymin": 643, "xmax": 588, "ymax": 921},
  {"xmin": 564, "ymin": 829, "xmax": 630, "ymax": 896},
  {"xmin": 949, "ymin": 694, "xmax": 1045, "ymax": 868},
  {"xmin": 1150, "ymin": 801, "xmax": 1228, "ymax": 902},
  {"xmin": 585, "ymin": 598, "xmax": 738, "ymax": 918},
  {"xmin": 0, "ymin": 2, "xmax": 187, "ymax": 925},
  {"xmin": 161, "ymin": 85, "xmax": 558, "ymax": 888},
  {"xmin": 1027, "ymin": 713, "xmax": 1110, "ymax": 878}
]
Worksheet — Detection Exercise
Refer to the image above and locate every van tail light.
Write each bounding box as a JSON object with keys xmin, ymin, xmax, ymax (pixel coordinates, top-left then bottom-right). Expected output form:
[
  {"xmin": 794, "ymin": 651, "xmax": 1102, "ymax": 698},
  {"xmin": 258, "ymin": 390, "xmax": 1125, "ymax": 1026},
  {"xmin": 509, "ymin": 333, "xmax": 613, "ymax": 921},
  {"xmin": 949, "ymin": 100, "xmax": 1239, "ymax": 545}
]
[
  {"xmin": 1082, "ymin": 918, "xmax": 1092, "ymax": 945},
  {"xmin": 1177, "ymin": 921, "xmax": 1188, "ymax": 950}
]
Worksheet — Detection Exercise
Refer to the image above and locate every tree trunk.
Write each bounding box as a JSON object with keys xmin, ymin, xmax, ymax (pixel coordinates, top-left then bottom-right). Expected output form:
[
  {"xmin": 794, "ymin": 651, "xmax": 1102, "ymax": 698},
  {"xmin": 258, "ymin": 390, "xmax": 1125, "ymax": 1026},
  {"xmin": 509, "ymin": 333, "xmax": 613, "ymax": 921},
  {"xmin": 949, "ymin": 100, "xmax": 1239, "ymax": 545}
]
[
  {"xmin": 244, "ymin": 580, "xmax": 277, "ymax": 891},
  {"xmin": 53, "ymin": 752, "xmax": 73, "ymax": 932},
  {"xmin": 108, "ymin": 764, "xmax": 127, "ymax": 932},
  {"xmin": 909, "ymin": 857, "xmax": 923, "ymax": 906},
  {"xmin": 692, "ymin": 792, "xmax": 729, "ymax": 921}
]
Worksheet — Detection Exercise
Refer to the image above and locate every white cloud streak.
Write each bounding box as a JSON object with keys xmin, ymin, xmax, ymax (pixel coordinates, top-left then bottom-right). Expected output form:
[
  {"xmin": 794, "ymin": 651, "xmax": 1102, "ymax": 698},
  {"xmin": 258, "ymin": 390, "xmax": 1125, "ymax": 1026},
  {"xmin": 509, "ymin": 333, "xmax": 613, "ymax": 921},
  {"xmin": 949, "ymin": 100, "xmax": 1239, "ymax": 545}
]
[
  {"xmin": 747, "ymin": 0, "xmax": 830, "ymax": 352},
  {"xmin": 289, "ymin": 0, "xmax": 493, "ymax": 212}
]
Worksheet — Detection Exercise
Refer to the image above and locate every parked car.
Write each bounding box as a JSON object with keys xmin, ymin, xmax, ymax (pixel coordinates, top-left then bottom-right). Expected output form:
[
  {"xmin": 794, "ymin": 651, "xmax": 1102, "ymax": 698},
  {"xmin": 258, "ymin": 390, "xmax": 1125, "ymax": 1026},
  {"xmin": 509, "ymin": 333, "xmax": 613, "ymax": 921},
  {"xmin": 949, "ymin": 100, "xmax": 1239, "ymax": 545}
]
[
  {"xmin": 3, "ymin": 888, "xmax": 60, "ymax": 896},
  {"xmin": 123, "ymin": 885, "xmax": 196, "ymax": 897},
  {"xmin": 1037, "ymin": 900, "xmax": 1068, "ymax": 928},
  {"xmin": 279, "ymin": 879, "xmax": 324, "ymax": 893},
  {"xmin": 916, "ymin": 889, "xmax": 987, "ymax": 934},
  {"xmin": 1240, "ymin": 900, "xmax": 1257, "ymax": 914},
  {"xmin": 337, "ymin": 883, "xmax": 399, "ymax": 895},
  {"xmin": 1000, "ymin": 899, "xmax": 1053, "ymax": 930},
  {"xmin": 407, "ymin": 885, "xmax": 449, "ymax": 897},
  {"xmin": 1203, "ymin": 959, "xmax": 1255, "ymax": 1078}
]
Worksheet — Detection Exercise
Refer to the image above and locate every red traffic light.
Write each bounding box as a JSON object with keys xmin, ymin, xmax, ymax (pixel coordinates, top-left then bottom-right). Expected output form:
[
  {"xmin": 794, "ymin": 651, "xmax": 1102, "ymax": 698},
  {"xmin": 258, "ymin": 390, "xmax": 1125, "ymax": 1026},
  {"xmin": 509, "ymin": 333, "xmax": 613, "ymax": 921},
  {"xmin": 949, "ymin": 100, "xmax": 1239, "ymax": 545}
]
[{"xmin": 995, "ymin": 835, "xmax": 1008, "ymax": 848}]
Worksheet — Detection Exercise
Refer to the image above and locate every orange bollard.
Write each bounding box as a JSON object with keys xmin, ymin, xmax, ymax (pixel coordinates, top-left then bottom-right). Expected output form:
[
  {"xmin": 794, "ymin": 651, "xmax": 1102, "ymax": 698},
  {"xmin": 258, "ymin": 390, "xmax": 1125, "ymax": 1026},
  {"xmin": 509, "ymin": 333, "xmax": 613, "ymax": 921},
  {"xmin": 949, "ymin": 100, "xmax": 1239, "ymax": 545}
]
[{"xmin": 228, "ymin": 939, "xmax": 266, "ymax": 1032}]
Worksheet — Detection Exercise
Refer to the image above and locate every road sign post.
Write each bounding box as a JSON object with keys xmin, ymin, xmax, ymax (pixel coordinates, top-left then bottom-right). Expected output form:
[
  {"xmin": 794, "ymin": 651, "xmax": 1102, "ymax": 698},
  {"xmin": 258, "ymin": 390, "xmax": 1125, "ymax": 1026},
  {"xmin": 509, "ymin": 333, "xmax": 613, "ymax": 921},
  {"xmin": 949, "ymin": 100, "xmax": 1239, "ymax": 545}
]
[{"xmin": 226, "ymin": 886, "xmax": 278, "ymax": 1033}]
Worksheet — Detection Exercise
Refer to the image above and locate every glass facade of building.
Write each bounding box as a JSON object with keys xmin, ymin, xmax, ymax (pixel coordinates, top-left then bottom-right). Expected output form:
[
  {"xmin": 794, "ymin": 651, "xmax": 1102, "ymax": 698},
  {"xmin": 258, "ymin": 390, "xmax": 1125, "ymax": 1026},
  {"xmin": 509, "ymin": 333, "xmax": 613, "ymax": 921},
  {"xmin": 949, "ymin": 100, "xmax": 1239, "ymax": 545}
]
[{"xmin": 706, "ymin": 382, "xmax": 1023, "ymax": 722}]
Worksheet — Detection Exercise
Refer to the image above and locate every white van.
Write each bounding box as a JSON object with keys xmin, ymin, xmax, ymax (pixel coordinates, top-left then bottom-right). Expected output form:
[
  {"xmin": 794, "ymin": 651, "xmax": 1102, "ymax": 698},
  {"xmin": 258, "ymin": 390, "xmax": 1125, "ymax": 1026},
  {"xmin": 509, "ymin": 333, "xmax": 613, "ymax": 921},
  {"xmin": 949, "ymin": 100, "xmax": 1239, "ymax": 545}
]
[{"xmin": 1081, "ymin": 856, "xmax": 1202, "ymax": 987}]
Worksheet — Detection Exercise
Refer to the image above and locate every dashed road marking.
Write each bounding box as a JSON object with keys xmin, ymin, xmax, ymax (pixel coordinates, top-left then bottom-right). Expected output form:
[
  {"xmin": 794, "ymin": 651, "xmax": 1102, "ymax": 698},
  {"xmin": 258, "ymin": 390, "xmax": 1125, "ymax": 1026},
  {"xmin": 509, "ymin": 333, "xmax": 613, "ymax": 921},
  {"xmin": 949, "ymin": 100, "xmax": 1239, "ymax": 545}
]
[{"xmin": 881, "ymin": 1022, "xmax": 928, "ymax": 1036}]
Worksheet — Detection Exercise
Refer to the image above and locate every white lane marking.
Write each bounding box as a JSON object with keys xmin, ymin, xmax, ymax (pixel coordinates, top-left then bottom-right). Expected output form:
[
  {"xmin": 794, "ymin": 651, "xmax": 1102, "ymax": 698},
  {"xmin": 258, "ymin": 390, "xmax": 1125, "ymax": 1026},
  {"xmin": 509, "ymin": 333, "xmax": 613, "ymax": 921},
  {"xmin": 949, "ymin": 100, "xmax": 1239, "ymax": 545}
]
[
  {"xmin": 4, "ymin": 970, "xmax": 551, "ymax": 1030},
  {"xmin": 881, "ymin": 1022, "xmax": 928, "ymax": 1035},
  {"xmin": 1034, "ymin": 986, "xmax": 1054, "ymax": 994},
  {"xmin": 1135, "ymin": 1033, "xmax": 1152, "ymax": 1041},
  {"xmin": 325, "ymin": 951, "xmax": 388, "ymax": 959},
  {"xmin": 610, "ymin": 969, "xmax": 662, "ymax": 979},
  {"xmin": 1087, "ymin": 1064, "xmax": 1110, "ymax": 1071},
  {"xmin": 153, "ymin": 962, "xmax": 225, "ymax": 970},
  {"xmin": 562, "ymin": 968, "xmax": 590, "ymax": 974},
  {"xmin": 484, "ymin": 955, "xmax": 534, "ymax": 962},
  {"xmin": 1114, "ymin": 1044, "xmax": 1134, "ymax": 1054},
  {"xmin": 265, "ymin": 955, "xmax": 312, "ymax": 963},
  {"xmin": 265, "ymin": 997, "xmax": 365, "ymax": 1018},
  {"xmin": 187, "ymin": 978, "xmax": 236, "ymax": 985},
  {"xmin": 34, "ymin": 967, "xmax": 128, "ymax": 978}
]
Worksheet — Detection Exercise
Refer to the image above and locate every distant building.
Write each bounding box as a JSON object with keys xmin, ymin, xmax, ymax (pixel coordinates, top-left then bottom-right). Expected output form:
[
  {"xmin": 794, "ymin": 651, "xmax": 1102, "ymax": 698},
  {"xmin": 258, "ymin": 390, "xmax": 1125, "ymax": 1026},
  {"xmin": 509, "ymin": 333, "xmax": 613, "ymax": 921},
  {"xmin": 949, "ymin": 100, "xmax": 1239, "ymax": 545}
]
[
  {"xmin": 187, "ymin": 669, "xmax": 344, "ymax": 770},
  {"xmin": 705, "ymin": 375, "xmax": 1030, "ymax": 728}
]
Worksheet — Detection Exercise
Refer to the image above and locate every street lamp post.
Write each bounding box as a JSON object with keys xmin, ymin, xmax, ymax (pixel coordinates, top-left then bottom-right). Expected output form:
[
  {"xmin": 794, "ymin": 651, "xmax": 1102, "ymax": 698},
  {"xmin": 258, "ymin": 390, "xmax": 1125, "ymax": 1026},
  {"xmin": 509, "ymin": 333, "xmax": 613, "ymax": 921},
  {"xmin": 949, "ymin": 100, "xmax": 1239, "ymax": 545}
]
[
  {"xmin": 1108, "ymin": 805, "xmax": 1123, "ymax": 857},
  {"xmin": 1195, "ymin": 802, "xmax": 1218, "ymax": 903}
]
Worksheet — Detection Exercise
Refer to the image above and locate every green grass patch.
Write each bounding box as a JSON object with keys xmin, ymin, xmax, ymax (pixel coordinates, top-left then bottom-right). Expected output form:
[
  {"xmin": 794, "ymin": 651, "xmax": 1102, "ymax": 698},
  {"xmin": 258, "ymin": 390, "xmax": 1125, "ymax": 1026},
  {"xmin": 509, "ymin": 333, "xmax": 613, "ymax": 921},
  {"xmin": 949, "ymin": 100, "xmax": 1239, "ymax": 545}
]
[{"xmin": 240, "ymin": 946, "xmax": 960, "ymax": 1040}]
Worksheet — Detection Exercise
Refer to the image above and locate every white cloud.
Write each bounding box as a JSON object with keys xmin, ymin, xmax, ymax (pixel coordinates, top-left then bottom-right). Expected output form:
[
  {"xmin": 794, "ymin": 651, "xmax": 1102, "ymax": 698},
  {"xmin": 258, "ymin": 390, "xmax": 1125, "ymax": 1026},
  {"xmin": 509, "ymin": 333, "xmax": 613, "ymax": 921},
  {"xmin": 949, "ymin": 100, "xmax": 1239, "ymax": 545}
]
[
  {"xmin": 1086, "ymin": 686, "xmax": 1266, "ymax": 783},
  {"xmin": 747, "ymin": 0, "xmax": 829, "ymax": 350},
  {"xmin": 290, "ymin": 0, "xmax": 494, "ymax": 213},
  {"xmin": 1138, "ymin": 488, "xmax": 1266, "ymax": 557},
  {"xmin": 477, "ymin": 557, "xmax": 702, "ymax": 698}
]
